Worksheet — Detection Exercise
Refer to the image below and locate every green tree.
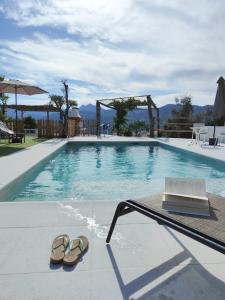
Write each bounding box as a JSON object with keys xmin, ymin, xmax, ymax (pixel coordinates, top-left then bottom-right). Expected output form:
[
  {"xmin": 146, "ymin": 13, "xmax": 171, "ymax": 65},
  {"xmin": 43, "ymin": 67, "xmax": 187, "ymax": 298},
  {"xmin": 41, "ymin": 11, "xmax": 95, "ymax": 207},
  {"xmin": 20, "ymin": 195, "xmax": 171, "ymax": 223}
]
[
  {"xmin": 68, "ymin": 100, "xmax": 78, "ymax": 109},
  {"xmin": 24, "ymin": 116, "xmax": 37, "ymax": 129},
  {"xmin": 0, "ymin": 111, "xmax": 13, "ymax": 122},
  {"xmin": 163, "ymin": 96, "xmax": 193, "ymax": 138},
  {"xmin": 172, "ymin": 96, "xmax": 193, "ymax": 118},
  {"xmin": 111, "ymin": 97, "xmax": 142, "ymax": 135},
  {"xmin": 0, "ymin": 111, "xmax": 6, "ymax": 121},
  {"xmin": 0, "ymin": 76, "xmax": 9, "ymax": 115},
  {"xmin": 113, "ymin": 106, "xmax": 128, "ymax": 135},
  {"xmin": 128, "ymin": 121, "xmax": 148, "ymax": 136},
  {"xmin": 49, "ymin": 95, "xmax": 65, "ymax": 121},
  {"xmin": 49, "ymin": 80, "xmax": 78, "ymax": 138},
  {"xmin": 49, "ymin": 95, "xmax": 78, "ymax": 121}
]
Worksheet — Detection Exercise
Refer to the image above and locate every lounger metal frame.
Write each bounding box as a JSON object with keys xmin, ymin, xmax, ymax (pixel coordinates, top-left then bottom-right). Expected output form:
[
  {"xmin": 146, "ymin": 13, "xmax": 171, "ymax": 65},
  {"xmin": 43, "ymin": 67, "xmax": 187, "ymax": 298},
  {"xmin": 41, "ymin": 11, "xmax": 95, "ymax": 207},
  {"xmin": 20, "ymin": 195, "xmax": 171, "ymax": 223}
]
[
  {"xmin": 106, "ymin": 200, "xmax": 225, "ymax": 254},
  {"xmin": 0, "ymin": 121, "xmax": 25, "ymax": 143}
]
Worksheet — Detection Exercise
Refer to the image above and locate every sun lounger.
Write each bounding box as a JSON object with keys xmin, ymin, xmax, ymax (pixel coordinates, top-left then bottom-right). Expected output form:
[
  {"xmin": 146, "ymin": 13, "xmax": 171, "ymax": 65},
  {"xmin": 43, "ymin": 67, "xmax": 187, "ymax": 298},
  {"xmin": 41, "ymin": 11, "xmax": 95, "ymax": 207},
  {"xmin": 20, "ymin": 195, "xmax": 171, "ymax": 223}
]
[
  {"xmin": 0, "ymin": 121, "xmax": 25, "ymax": 143},
  {"xmin": 106, "ymin": 193, "xmax": 225, "ymax": 254}
]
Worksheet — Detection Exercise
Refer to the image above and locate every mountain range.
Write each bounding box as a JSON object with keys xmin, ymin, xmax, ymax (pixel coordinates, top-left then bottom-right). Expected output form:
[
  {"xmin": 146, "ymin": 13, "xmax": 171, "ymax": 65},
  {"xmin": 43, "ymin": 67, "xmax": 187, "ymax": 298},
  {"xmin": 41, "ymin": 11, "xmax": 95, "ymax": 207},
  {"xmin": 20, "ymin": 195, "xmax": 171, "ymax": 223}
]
[{"xmin": 6, "ymin": 103, "xmax": 210, "ymax": 126}]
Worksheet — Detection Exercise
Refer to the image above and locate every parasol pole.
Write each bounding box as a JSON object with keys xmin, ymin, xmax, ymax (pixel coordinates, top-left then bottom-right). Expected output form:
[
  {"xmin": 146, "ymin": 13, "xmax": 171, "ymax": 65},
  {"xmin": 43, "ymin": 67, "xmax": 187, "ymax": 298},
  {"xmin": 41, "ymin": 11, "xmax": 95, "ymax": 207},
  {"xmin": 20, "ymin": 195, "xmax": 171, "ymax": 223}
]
[{"xmin": 213, "ymin": 122, "xmax": 216, "ymax": 138}]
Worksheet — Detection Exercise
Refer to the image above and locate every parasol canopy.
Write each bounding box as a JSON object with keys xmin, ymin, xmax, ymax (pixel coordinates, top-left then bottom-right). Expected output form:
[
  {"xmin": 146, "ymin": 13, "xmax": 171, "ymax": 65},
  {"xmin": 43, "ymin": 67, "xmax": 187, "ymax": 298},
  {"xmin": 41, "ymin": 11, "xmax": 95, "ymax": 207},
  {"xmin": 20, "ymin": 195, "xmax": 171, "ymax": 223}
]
[
  {"xmin": 213, "ymin": 76, "xmax": 225, "ymax": 120},
  {"xmin": 0, "ymin": 79, "xmax": 48, "ymax": 132}
]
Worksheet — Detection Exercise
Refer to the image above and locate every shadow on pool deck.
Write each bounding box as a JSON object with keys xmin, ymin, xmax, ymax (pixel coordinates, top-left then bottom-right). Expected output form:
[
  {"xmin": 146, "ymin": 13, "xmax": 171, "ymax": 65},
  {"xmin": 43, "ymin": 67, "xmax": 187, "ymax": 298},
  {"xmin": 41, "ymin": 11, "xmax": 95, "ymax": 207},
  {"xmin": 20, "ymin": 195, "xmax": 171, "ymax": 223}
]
[
  {"xmin": 106, "ymin": 228, "xmax": 225, "ymax": 300},
  {"xmin": 0, "ymin": 146, "xmax": 25, "ymax": 156},
  {"xmin": 0, "ymin": 137, "xmax": 48, "ymax": 157}
]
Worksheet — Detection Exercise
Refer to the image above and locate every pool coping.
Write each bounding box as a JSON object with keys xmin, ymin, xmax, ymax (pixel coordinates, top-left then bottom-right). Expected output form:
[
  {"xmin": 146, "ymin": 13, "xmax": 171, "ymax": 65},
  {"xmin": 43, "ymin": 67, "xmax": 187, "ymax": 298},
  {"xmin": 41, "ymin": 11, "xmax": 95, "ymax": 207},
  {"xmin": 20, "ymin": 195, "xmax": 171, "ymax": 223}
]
[
  {"xmin": 157, "ymin": 137, "xmax": 225, "ymax": 163},
  {"xmin": 1, "ymin": 136, "xmax": 225, "ymax": 201}
]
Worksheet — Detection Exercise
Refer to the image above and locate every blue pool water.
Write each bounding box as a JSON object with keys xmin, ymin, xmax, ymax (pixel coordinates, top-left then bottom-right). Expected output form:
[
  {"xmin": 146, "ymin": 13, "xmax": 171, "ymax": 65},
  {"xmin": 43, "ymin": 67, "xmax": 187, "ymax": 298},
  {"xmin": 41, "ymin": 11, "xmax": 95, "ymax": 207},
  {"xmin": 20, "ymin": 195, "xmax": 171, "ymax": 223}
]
[{"xmin": 11, "ymin": 142, "xmax": 225, "ymax": 201}]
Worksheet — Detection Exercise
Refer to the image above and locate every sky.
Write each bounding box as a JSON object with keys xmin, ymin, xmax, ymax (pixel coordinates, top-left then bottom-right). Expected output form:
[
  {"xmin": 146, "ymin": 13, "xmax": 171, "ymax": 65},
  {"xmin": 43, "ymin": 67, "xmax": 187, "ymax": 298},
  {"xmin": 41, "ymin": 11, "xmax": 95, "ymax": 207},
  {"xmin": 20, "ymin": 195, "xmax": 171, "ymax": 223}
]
[{"xmin": 0, "ymin": 0, "xmax": 225, "ymax": 107}]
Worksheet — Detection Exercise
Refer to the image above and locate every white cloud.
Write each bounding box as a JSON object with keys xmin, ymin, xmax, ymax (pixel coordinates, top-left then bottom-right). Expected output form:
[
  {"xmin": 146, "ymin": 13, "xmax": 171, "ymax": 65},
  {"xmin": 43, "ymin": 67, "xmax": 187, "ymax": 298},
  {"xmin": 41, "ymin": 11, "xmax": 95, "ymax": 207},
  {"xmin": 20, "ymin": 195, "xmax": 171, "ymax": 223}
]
[{"xmin": 1, "ymin": 0, "xmax": 225, "ymax": 107}]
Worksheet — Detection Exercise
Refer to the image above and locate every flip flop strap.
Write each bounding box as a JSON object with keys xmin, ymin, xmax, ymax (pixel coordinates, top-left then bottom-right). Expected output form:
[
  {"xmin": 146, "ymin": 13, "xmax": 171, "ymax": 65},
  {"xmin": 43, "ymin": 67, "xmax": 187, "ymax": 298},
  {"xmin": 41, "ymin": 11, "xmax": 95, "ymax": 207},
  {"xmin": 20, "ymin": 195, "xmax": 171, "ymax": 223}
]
[
  {"xmin": 70, "ymin": 238, "xmax": 84, "ymax": 252},
  {"xmin": 52, "ymin": 236, "xmax": 67, "ymax": 250}
]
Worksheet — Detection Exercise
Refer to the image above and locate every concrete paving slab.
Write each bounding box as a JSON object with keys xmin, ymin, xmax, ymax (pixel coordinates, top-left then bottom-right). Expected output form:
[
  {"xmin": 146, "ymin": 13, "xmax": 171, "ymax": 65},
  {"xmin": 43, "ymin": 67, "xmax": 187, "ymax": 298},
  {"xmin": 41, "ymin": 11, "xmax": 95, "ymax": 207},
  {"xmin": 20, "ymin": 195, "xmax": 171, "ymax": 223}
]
[
  {"xmin": 0, "ymin": 271, "xmax": 90, "ymax": 300},
  {"xmin": 161, "ymin": 226, "xmax": 225, "ymax": 265},
  {"xmin": 0, "ymin": 200, "xmax": 224, "ymax": 299},
  {"xmin": 91, "ymin": 223, "xmax": 177, "ymax": 271},
  {"xmin": 90, "ymin": 263, "xmax": 225, "ymax": 300},
  {"xmin": 0, "ymin": 226, "xmax": 92, "ymax": 275},
  {"xmin": 157, "ymin": 137, "xmax": 225, "ymax": 162},
  {"xmin": 0, "ymin": 201, "xmax": 93, "ymax": 228}
]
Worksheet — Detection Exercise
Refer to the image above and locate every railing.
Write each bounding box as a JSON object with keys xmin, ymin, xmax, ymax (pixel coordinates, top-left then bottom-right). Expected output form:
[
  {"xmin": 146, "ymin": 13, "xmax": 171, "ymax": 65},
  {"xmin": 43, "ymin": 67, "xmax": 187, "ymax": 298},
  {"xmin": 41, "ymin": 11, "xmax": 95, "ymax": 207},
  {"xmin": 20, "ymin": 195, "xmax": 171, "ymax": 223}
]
[
  {"xmin": 3, "ymin": 119, "xmax": 97, "ymax": 138},
  {"xmin": 24, "ymin": 129, "xmax": 38, "ymax": 135},
  {"xmin": 37, "ymin": 120, "xmax": 63, "ymax": 138},
  {"xmin": 81, "ymin": 119, "xmax": 96, "ymax": 136},
  {"xmin": 5, "ymin": 121, "xmax": 24, "ymax": 132}
]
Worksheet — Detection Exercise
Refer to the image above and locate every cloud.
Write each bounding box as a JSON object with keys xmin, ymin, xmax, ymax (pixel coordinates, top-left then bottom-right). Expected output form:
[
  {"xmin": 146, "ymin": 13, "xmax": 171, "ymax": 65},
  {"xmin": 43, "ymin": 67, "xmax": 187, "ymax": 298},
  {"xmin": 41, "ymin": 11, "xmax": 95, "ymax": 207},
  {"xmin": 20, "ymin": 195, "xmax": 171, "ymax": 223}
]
[{"xmin": 0, "ymin": 0, "xmax": 225, "ymax": 107}]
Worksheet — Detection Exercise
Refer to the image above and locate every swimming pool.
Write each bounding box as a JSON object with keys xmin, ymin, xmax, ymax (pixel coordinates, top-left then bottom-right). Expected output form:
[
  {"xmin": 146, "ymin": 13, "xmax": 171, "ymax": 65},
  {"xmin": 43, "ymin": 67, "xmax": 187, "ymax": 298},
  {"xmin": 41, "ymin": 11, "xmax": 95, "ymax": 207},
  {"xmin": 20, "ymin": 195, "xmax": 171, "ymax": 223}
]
[{"xmin": 5, "ymin": 142, "xmax": 225, "ymax": 201}]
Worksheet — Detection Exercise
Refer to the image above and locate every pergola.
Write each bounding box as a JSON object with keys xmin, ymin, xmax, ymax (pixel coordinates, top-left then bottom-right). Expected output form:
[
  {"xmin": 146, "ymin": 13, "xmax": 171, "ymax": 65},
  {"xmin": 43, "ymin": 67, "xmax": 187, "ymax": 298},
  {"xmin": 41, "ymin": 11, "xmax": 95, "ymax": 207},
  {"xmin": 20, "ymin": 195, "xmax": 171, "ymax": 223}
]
[
  {"xmin": 3, "ymin": 104, "xmax": 59, "ymax": 121},
  {"xmin": 96, "ymin": 95, "xmax": 159, "ymax": 137}
]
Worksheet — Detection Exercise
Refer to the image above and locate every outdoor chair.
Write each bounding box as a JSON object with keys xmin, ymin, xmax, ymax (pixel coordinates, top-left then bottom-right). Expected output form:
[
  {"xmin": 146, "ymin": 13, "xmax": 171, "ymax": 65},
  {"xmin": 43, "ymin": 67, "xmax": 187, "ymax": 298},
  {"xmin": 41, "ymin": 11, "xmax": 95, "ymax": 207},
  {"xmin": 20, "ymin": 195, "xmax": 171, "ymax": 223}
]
[
  {"xmin": 217, "ymin": 128, "xmax": 225, "ymax": 145},
  {"xmin": 190, "ymin": 124, "xmax": 208, "ymax": 145},
  {"xmin": 78, "ymin": 120, "xmax": 87, "ymax": 136},
  {"xmin": 100, "ymin": 123, "xmax": 110, "ymax": 136},
  {"xmin": 199, "ymin": 127, "xmax": 209, "ymax": 144},
  {"xmin": 0, "ymin": 121, "xmax": 25, "ymax": 143},
  {"xmin": 106, "ymin": 193, "xmax": 225, "ymax": 255},
  {"xmin": 191, "ymin": 123, "xmax": 205, "ymax": 140}
]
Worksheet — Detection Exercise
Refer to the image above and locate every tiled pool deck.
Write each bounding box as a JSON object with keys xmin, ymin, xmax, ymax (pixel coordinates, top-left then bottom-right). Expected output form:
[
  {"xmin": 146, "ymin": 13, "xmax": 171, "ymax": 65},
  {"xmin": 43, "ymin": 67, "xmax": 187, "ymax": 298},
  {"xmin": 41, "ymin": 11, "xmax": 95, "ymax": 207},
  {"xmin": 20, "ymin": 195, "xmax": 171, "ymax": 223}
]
[{"xmin": 0, "ymin": 136, "xmax": 225, "ymax": 299}]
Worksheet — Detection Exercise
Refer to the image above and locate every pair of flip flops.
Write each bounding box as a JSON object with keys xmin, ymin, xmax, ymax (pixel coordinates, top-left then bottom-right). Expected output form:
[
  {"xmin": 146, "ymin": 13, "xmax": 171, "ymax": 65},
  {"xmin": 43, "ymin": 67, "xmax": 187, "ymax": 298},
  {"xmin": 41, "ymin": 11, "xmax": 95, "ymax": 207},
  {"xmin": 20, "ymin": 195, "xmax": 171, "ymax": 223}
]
[{"xmin": 50, "ymin": 234, "xmax": 89, "ymax": 266}]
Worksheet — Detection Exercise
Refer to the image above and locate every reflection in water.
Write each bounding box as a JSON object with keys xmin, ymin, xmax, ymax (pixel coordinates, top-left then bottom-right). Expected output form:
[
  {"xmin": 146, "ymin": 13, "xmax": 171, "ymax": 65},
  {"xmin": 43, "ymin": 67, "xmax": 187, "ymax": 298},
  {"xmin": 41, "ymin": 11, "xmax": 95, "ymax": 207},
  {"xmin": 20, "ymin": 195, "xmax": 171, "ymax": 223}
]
[
  {"xmin": 113, "ymin": 145, "xmax": 135, "ymax": 177},
  {"xmin": 115, "ymin": 145, "xmax": 127, "ymax": 154},
  {"xmin": 51, "ymin": 147, "xmax": 80, "ymax": 183},
  {"xmin": 148, "ymin": 145, "xmax": 155, "ymax": 157},
  {"xmin": 145, "ymin": 146, "xmax": 155, "ymax": 180},
  {"xmin": 96, "ymin": 146, "xmax": 102, "ymax": 169}
]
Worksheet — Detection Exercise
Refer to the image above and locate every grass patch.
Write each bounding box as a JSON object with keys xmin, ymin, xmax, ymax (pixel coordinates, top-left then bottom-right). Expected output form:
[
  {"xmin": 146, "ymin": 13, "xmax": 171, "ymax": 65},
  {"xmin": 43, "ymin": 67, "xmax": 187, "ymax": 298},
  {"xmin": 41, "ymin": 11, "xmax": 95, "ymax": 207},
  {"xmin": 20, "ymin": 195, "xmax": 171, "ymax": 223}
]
[{"xmin": 0, "ymin": 136, "xmax": 48, "ymax": 157}]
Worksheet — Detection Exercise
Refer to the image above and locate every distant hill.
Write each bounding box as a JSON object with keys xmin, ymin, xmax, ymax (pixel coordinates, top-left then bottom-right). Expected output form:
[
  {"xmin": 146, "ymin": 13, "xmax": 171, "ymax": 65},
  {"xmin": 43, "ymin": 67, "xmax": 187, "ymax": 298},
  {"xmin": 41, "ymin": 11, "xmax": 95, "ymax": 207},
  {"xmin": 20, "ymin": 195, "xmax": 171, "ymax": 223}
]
[
  {"xmin": 5, "ymin": 104, "xmax": 210, "ymax": 126},
  {"xmin": 79, "ymin": 104, "xmax": 116, "ymax": 123}
]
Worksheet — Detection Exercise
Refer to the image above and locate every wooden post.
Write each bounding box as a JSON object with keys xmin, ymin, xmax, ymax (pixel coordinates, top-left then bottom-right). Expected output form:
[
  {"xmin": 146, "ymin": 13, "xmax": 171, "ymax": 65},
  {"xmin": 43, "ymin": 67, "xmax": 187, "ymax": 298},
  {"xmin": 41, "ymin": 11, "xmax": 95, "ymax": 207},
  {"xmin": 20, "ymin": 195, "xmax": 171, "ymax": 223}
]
[
  {"xmin": 37, "ymin": 120, "xmax": 42, "ymax": 138},
  {"xmin": 157, "ymin": 108, "xmax": 160, "ymax": 135},
  {"xmin": 65, "ymin": 83, "xmax": 69, "ymax": 137},
  {"xmin": 62, "ymin": 81, "xmax": 69, "ymax": 138},
  {"xmin": 116, "ymin": 110, "xmax": 120, "ymax": 136},
  {"xmin": 15, "ymin": 87, "xmax": 18, "ymax": 133},
  {"xmin": 46, "ymin": 110, "xmax": 50, "ymax": 137},
  {"xmin": 147, "ymin": 95, "xmax": 154, "ymax": 137},
  {"xmin": 96, "ymin": 100, "xmax": 101, "ymax": 137}
]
